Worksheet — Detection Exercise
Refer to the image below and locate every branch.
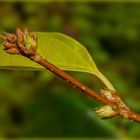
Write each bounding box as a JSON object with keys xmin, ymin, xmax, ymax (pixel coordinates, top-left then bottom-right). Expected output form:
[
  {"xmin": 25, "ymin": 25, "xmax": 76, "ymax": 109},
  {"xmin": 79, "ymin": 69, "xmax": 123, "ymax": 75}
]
[
  {"xmin": 38, "ymin": 58, "xmax": 110, "ymax": 104},
  {"xmin": 1, "ymin": 28, "xmax": 140, "ymax": 123},
  {"xmin": 37, "ymin": 58, "xmax": 140, "ymax": 123}
]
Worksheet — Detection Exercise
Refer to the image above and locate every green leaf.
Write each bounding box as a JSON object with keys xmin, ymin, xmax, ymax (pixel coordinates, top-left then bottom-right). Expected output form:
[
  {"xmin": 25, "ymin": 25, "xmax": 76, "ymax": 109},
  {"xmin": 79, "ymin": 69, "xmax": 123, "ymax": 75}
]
[
  {"xmin": 0, "ymin": 32, "xmax": 97, "ymax": 73},
  {"xmin": 0, "ymin": 32, "xmax": 115, "ymax": 90},
  {"xmin": 37, "ymin": 32, "xmax": 99, "ymax": 74}
]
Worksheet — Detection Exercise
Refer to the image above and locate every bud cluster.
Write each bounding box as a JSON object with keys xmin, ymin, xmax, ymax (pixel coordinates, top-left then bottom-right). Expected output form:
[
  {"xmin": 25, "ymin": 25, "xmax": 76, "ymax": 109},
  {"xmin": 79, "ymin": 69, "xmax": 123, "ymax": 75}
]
[{"xmin": 1, "ymin": 28, "xmax": 37, "ymax": 57}]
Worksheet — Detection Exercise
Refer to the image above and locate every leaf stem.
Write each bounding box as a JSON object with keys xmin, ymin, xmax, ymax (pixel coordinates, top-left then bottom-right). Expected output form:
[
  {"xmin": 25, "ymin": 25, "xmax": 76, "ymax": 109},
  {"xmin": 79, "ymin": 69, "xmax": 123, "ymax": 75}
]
[{"xmin": 95, "ymin": 70, "xmax": 115, "ymax": 91}]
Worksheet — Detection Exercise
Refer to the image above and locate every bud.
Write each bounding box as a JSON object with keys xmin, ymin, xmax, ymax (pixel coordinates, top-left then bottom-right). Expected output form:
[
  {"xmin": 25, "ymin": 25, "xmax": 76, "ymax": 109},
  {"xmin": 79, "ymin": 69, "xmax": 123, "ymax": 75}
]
[
  {"xmin": 2, "ymin": 41, "xmax": 17, "ymax": 49},
  {"xmin": 3, "ymin": 32, "xmax": 17, "ymax": 43},
  {"xmin": 100, "ymin": 89, "xmax": 115, "ymax": 101},
  {"xmin": 95, "ymin": 105, "xmax": 116, "ymax": 118},
  {"xmin": 1, "ymin": 28, "xmax": 39, "ymax": 59},
  {"xmin": 16, "ymin": 28, "xmax": 37, "ymax": 56},
  {"xmin": 16, "ymin": 28, "xmax": 27, "ymax": 52},
  {"xmin": 24, "ymin": 29, "xmax": 37, "ymax": 48},
  {"xmin": 16, "ymin": 28, "xmax": 24, "ymax": 43},
  {"xmin": 5, "ymin": 47, "xmax": 20, "ymax": 55}
]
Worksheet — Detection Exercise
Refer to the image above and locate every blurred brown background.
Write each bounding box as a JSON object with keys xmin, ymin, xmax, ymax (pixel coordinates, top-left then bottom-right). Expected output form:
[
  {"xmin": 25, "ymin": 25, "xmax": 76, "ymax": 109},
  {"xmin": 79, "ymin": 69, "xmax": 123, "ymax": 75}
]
[{"xmin": 0, "ymin": 1, "xmax": 140, "ymax": 138}]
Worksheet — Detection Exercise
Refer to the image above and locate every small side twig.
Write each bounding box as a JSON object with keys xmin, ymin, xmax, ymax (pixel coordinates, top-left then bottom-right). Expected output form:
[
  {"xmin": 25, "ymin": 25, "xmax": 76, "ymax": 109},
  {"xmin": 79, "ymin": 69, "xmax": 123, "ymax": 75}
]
[{"xmin": 1, "ymin": 28, "xmax": 140, "ymax": 123}]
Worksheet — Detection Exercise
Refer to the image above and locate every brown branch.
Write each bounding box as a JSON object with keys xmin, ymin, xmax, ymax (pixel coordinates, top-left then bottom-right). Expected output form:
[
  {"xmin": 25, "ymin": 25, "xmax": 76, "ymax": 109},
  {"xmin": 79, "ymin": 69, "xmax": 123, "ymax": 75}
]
[
  {"xmin": 36, "ymin": 58, "xmax": 140, "ymax": 123},
  {"xmin": 1, "ymin": 28, "xmax": 140, "ymax": 124},
  {"xmin": 38, "ymin": 58, "xmax": 110, "ymax": 105}
]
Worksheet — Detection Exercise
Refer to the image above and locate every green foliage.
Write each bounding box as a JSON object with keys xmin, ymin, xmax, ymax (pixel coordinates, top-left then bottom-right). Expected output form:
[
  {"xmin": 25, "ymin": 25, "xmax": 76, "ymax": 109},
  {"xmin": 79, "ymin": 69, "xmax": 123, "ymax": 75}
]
[
  {"xmin": 37, "ymin": 32, "xmax": 99, "ymax": 74},
  {"xmin": 0, "ymin": 32, "xmax": 97, "ymax": 73},
  {"xmin": 0, "ymin": 32, "xmax": 114, "ymax": 90}
]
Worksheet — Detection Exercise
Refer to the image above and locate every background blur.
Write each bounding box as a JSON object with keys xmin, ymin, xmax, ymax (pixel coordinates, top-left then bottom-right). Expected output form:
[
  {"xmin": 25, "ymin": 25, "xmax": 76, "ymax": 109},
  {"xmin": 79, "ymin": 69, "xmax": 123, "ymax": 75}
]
[{"xmin": 0, "ymin": 1, "xmax": 140, "ymax": 138}]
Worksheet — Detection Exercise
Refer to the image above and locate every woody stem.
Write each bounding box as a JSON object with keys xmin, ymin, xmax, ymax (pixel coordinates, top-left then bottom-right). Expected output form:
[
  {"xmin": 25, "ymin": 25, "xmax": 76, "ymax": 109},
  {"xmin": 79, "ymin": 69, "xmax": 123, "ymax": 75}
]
[
  {"xmin": 36, "ymin": 58, "xmax": 110, "ymax": 104},
  {"xmin": 29, "ymin": 56, "xmax": 140, "ymax": 124}
]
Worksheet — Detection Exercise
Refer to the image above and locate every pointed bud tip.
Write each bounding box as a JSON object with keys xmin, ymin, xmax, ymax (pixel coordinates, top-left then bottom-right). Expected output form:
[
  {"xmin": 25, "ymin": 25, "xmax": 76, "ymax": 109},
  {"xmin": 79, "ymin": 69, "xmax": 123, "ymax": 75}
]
[
  {"xmin": 16, "ymin": 28, "xmax": 22, "ymax": 32},
  {"xmin": 16, "ymin": 28, "xmax": 24, "ymax": 36}
]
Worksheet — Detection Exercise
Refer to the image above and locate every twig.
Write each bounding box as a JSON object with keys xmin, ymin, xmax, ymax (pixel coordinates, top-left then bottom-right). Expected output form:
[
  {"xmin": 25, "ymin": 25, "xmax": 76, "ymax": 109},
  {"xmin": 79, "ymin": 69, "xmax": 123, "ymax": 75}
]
[
  {"xmin": 1, "ymin": 28, "xmax": 140, "ymax": 123},
  {"xmin": 37, "ymin": 58, "xmax": 140, "ymax": 123},
  {"xmin": 38, "ymin": 58, "xmax": 110, "ymax": 104}
]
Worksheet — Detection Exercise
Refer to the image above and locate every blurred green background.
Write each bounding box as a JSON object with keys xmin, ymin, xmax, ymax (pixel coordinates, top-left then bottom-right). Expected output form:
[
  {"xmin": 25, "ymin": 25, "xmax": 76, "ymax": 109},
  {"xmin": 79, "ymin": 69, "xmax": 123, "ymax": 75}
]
[{"xmin": 0, "ymin": 0, "xmax": 140, "ymax": 138}]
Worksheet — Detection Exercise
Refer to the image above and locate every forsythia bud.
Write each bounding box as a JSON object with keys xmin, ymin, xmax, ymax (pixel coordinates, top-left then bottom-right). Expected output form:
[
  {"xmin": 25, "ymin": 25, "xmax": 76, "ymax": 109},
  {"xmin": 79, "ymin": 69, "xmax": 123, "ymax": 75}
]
[
  {"xmin": 2, "ymin": 41, "xmax": 17, "ymax": 49},
  {"xmin": 16, "ymin": 28, "xmax": 37, "ymax": 56},
  {"xmin": 5, "ymin": 47, "xmax": 20, "ymax": 54},
  {"xmin": 95, "ymin": 105, "xmax": 116, "ymax": 118},
  {"xmin": 3, "ymin": 32, "xmax": 17, "ymax": 43},
  {"xmin": 1, "ymin": 32, "xmax": 19, "ymax": 55},
  {"xmin": 100, "ymin": 89, "xmax": 115, "ymax": 101},
  {"xmin": 1, "ymin": 28, "xmax": 38, "ymax": 58},
  {"xmin": 23, "ymin": 28, "xmax": 37, "ymax": 55}
]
